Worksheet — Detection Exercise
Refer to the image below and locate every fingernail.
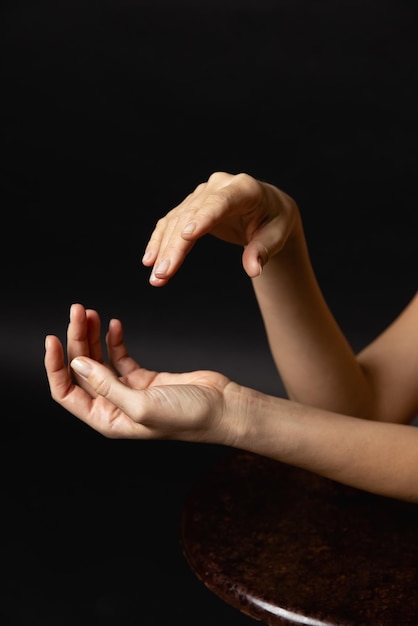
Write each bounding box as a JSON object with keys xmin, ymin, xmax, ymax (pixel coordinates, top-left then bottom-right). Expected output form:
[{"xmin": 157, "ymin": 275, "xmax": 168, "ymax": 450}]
[
  {"xmin": 71, "ymin": 358, "xmax": 92, "ymax": 377},
  {"xmin": 155, "ymin": 258, "xmax": 169, "ymax": 276},
  {"xmin": 182, "ymin": 222, "xmax": 196, "ymax": 235},
  {"xmin": 142, "ymin": 250, "xmax": 152, "ymax": 263}
]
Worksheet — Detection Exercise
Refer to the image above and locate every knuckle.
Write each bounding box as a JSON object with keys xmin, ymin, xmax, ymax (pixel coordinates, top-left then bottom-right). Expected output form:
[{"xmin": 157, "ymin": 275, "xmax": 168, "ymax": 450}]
[
  {"xmin": 95, "ymin": 375, "xmax": 112, "ymax": 398},
  {"xmin": 178, "ymin": 207, "xmax": 199, "ymax": 221},
  {"xmin": 192, "ymin": 182, "xmax": 207, "ymax": 194},
  {"xmin": 208, "ymin": 171, "xmax": 229, "ymax": 184},
  {"xmin": 235, "ymin": 171, "xmax": 253, "ymax": 184},
  {"xmin": 155, "ymin": 216, "xmax": 168, "ymax": 229}
]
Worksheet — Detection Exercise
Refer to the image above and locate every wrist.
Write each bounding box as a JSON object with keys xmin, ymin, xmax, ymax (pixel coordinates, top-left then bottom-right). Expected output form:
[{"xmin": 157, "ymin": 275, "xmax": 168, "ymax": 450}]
[
  {"xmin": 260, "ymin": 184, "xmax": 305, "ymax": 268},
  {"xmin": 221, "ymin": 382, "xmax": 268, "ymax": 450}
]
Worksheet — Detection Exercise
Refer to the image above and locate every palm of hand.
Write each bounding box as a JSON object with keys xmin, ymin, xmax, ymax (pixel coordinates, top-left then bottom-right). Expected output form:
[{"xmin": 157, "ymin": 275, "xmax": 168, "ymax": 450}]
[{"xmin": 87, "ymin": 361, "xmax": 231, "ymax": 441}]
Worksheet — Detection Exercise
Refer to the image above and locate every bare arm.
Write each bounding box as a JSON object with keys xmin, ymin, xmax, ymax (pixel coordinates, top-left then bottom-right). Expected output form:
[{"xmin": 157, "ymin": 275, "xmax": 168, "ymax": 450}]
[
  {"xmin": 250, "ymin": 199, "xmax": 376, "ymax": 418},
  {"xmin": 250, "ymin": 187, "xmax": 418, "ymax": 421},
  {"xmin": 234, "ymin": 382, "xmax": 418, "ymax": 502},
  {"xmin": 44, "ymin": 304, "xmax": 418, "ymax": 502},
  {"xmin": 43, "ymin": 173, "xmax": 418, "ymax": 504},
  {"xmin": 142, "ymin": 171, "xmax": 418, "ymax": 423},
  {"xmin": 356, "ymin": 293, "xmax": 418, "ymax": 422}
]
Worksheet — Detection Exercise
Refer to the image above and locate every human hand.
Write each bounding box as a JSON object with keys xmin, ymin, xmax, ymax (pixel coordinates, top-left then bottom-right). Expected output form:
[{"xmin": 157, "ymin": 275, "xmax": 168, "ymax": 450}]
[
  {"xmin": 44, "ymin": 303, "xmax": 238, "ymax": 443},
  {"xmin": 142, "ymin": 171, "xmax": 299, "ymax": 286}
]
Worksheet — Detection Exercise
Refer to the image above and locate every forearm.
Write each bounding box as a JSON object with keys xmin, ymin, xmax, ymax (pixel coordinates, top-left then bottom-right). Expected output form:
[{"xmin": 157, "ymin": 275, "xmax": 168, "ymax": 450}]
[
  {"xmin": 251, "ymin": 215, "xmax": 376, "ymax": 418},
  {"xmin": 227, "ymin": 382, "xmax": 418, "ymax": 502}
]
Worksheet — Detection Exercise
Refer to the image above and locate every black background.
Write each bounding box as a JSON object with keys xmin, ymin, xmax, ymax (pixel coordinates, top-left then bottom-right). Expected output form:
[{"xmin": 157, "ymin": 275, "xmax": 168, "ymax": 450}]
[{"xmin": 1, "ymin": 1, "xmax": 417, "ymax": 624}]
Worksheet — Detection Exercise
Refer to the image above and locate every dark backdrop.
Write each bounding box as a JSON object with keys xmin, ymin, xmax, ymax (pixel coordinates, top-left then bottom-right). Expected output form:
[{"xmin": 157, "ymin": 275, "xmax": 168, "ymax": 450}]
[{"xmin": 1, "ymin": 1, "xmax": 417, "ymax": 624}]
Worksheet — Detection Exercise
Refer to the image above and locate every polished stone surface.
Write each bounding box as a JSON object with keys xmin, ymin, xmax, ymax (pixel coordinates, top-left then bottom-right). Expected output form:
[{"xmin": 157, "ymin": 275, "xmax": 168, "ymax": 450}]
[{"xmin": 181, "ymin": 450, "xmax": 418, "ymax": 625}]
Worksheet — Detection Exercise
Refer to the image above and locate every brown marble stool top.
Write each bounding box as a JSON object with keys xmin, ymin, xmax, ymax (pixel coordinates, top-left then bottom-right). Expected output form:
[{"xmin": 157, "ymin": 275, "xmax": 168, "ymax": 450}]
[{"xmin": 180, "ymin": 450, "xmax": 418, "ymax": 625}]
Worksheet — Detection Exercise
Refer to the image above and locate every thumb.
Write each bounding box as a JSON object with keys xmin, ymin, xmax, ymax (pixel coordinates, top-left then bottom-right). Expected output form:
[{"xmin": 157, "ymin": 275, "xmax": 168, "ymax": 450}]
[
  {"xmin": 241, "ymin": 214, "xmax": 292, "ymax": 277},
  {"xmin": 71, "ymin": 357, "xmax": 138, "ymax": 413}
]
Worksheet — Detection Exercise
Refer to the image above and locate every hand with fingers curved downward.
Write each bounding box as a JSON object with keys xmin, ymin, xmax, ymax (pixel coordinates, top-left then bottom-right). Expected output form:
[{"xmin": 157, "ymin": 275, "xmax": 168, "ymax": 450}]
[{"xmin": 142, "ymin": 171, "xmax": 299, "ymax": 286}]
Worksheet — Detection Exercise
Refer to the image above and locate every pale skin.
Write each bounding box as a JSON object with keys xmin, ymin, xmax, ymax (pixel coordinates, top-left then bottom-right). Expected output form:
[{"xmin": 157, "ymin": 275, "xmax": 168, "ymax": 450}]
[{"xmin": 44, "ymin": 171, "xmax": 418, "ymax": 502}]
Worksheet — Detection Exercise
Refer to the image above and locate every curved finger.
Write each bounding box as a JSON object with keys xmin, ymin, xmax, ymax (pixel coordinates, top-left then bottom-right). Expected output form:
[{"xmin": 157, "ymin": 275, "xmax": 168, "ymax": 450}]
[
  {"xmin": 242, "ymin": 188, "xmax": 298, "ymax": 277},
  {"xmin": 45, "ymin": 334, "xmax": 73, "ymax": 399},
  {"xmin": 145, "ymin": 194, "xmax": 205, "ymax": 286},
  {"xmin": 85, "ymin": 308, "xmax": 103, "ymax": 362},
  {"xmin": 45, "ymin": 334, "xmax": 102, "ymax": 423},
  {"xmin": 46, "ymin": 333, "xmax": 100, "ymax": 406},
  {"xmin": 241, "ymin": 215, "xmax": 289, "ymax": 277},
  {"xmin": 142, "ymin": 191, "xmax": 197, "ymax": 267},
  {"xmin": 106, "ymin": 317, "xmax": 142, "ymax": 377},
  {"xmin": 66, "ymin": 304, "xmax": 104, "ymax": 396},
  {"xmin": 67, "ymin": 303, "xmax": 103, "ymax": 364}
]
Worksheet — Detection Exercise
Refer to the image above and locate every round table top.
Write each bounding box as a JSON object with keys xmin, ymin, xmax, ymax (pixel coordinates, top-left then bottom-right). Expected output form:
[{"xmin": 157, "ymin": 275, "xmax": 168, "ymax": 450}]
[{"xmin": 181, "ymin": 450, "xmax": 418, "ymax": 625}]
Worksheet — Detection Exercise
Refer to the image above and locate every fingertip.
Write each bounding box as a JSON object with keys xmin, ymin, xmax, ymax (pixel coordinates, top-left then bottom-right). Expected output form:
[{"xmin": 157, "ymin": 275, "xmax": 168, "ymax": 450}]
[
  {"xmin": 149, "ymin": 274, "xmax": 168, "ymax": 287},
  {"xmin": 256, "ymin": 258, "xmax": 263, "ymax": 276},
  {"xmin": 71, "ymin": 357, "xmax": 93, "ymax": 377},
  {"xmin": 242, "ymin": 247, "xmax": 263, "ymax": 278},
  {"xmin": 142, "ymin": 249, "xmax": 154, "ymax": 266},
  {"xmin": 108, "ymin": 317, "xmax": 123, "ymax": 338},
  {"xmin": 70, "ymin": 302, "xmax": 85, "ymax": 320},
  {"xmin": 245, "ymin": 264, "xmax": 263, "ymax": 279},
  {"xmin": 45, "ymin": 334, "xmax": 60, "ymax": 349}
]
